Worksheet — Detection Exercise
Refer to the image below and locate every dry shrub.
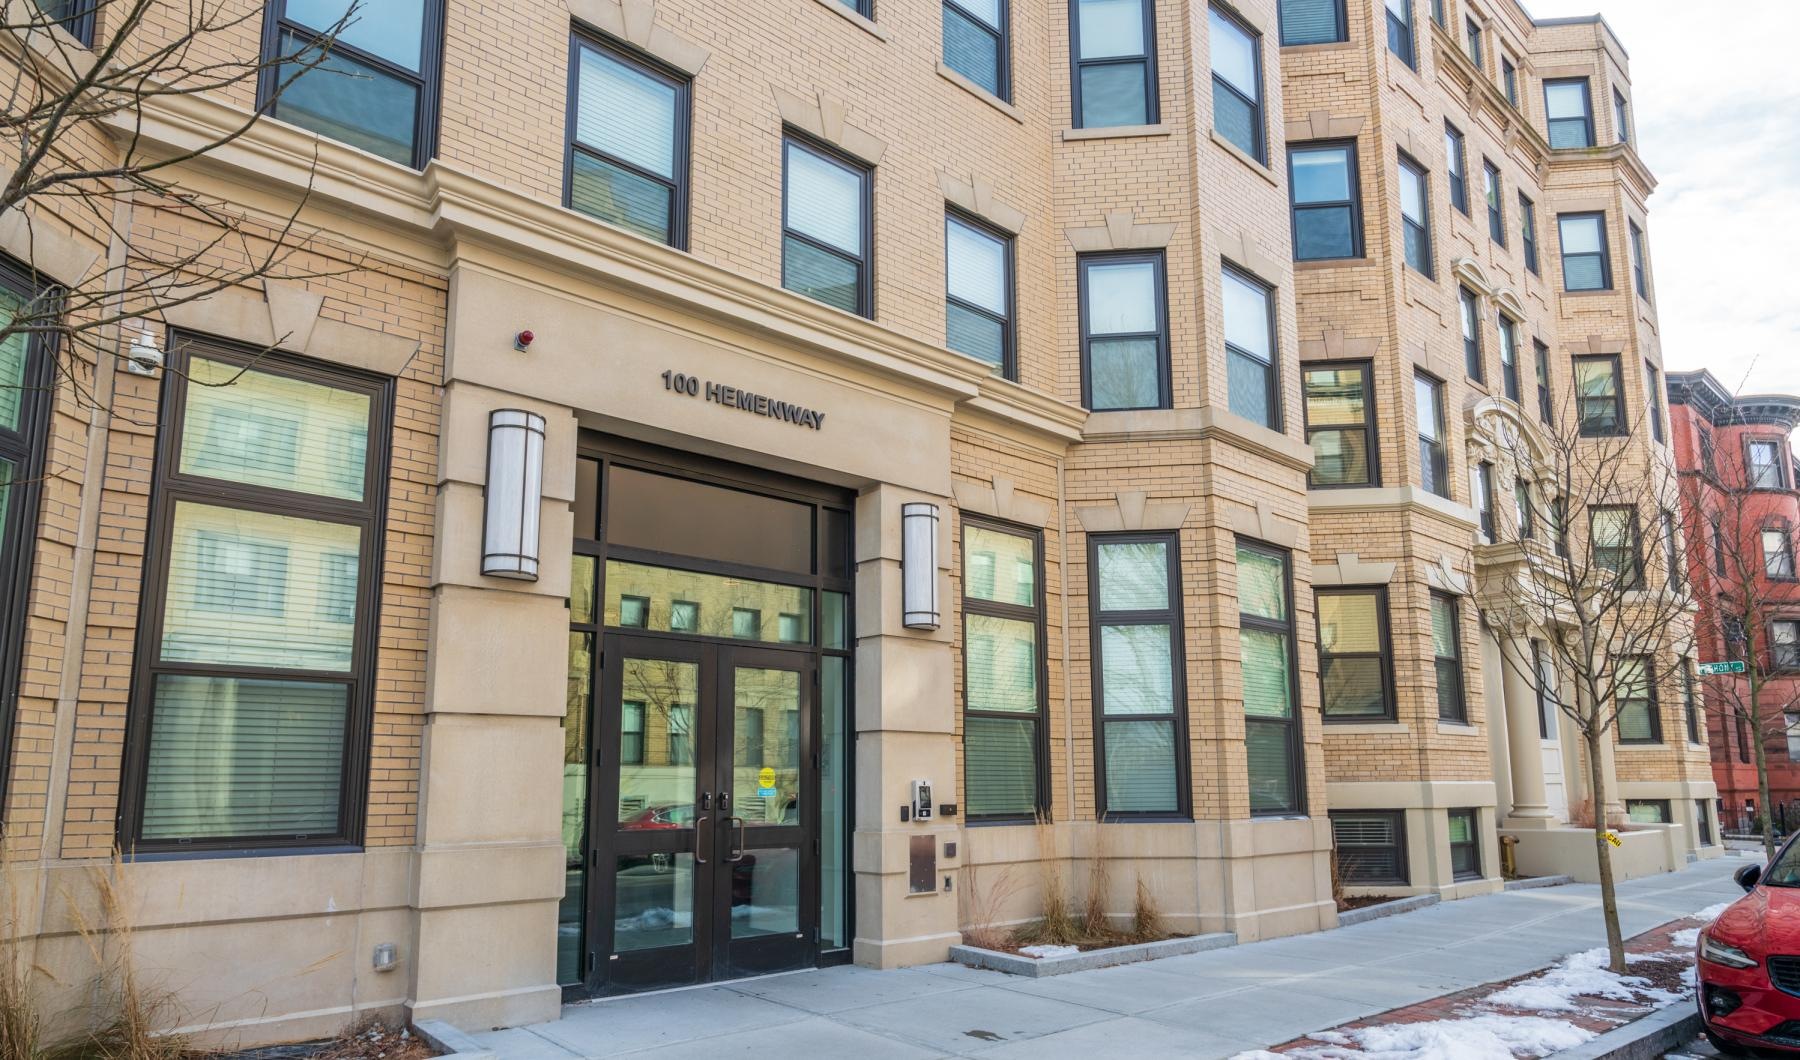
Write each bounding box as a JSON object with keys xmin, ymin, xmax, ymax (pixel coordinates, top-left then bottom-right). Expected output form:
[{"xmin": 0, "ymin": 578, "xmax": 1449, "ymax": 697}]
[
  {"xmin": 1081, "ymin": 823, "xmax": 1112, "ymax": 938},
  {"xmin": 959, "ymin": 861, "xmax": 1023, "ymax": 952},
  {"xmin": 1022, "ymin": 812, "xmax": 1079, "ymax": 946},
  {"xmin": 1129, "ymin": 875, "xmax": 1166, "ymax": 944},
  {"xmin": 1569, "ymin": 798, "xmax": 1596, "ymax": 830}
]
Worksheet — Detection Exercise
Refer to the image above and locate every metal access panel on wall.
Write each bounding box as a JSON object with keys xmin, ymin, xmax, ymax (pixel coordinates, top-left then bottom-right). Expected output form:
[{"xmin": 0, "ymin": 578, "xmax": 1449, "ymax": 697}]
[{"xmin": 909, "ymin": 834, "xmax": 936, "ymax": 894}]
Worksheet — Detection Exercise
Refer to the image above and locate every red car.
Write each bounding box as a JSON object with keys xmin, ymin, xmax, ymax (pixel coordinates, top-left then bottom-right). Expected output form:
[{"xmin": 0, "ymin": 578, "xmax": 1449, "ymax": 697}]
[{"xmin": 1698, "ymin": 844, "xmax": 1800, "ymax": 1053}]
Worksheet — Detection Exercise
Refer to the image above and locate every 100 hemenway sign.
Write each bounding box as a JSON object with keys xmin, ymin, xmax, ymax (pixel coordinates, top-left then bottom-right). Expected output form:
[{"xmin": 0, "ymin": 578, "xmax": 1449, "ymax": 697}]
[{"xmin": 661, "ymin": 370, "xmax": 826, "ymax": 431}]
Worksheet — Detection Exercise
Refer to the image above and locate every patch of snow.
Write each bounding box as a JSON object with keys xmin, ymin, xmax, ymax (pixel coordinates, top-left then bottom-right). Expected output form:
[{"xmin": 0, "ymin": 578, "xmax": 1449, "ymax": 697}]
[
  {"xmin": 1485, "ymin": 947, "xmax": 1682, "ymax": 1012},
  {"xmin": 1669, "ymin": 928, "xmax": 1701, "ymax": 948},
  {"xmin": 1231, "ymin": 1014, "xmax": 1594, "ymax": 1060},
  {"xmin": 1019, "ymin": 944, "xmax": 1080, "ymax": 959},
  {"xmin": 1691, "ymin": 901, "xmax": 1736, "ymax": 921}
]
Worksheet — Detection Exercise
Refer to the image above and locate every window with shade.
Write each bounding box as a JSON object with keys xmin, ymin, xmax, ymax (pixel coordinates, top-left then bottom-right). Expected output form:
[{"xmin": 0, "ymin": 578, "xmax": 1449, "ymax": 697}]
[
  {"xmin": 565, "ymin": 34, "xmax": 690, "ymax": 247},
  {"xmin": 945, "ymin": 212, "xmax": 1014, "ymax": 376},
  {"xmin": 1749, "ymin": 439, "xmax": 1789, "ymax": 490},
  {"xmin": 1238, "ymin": 541, "xmax": 1302, "ymax": 816},
  {"xmin": 1317, "ymin": 588, "xmax": 1393, "ymax": 721},
  {"xmin": 1459, "ymin": 287, "xmax": 1483, "ymax": 382},
  {"xmin": 1278, "ymin": 0, "xmax": 1344, "ymax": 45},
  {"xmin": 1613, "ymin": 88, "xmax": 1631, "ymax": 144},
  {"xmin": 1070, "ymin": 0, "xmax": 1158, "ymax": 128},
  {"xmin": 1629, "ymin": 221, "xmax": 1650, "ymax": 301},
  {"xmin": 1431, "ymin": 591, "xmax": 1466, "ymax": 721},
  {"xmin": 1764, "ymin": 527, "xmax": 1796, "ymax": 580},
  {"xmin": 1502, "ymin": 56, "xmax": 1518, "ymax": 106},
  {"xmin": 1398, "ymin": 153, "xmax": 1432, "ymax": 277},
  {"xmin": 943, "ymin": 0, "xmax": 1009, "ymax": 99},
  {"xmin": 1210, "ymin": 6, "xmax": 1264, "ymax": 162},
  {"xmin": 1448, "ymin": 808, "xmax": 1480, "ymax": 879},
  {"xmin": 1573, "ymin": 355, "xmax": 1625, "ymax": 436},
  {"xmin": 1773, "ymin": 620, "xmax": 1800, "ymax": 672},
  {"xmin": 1079, "ymin": 252, "xmax": 1169, "ymax": 411},
  {"xmin": 1661, "ymin": 510, "xmax": 1681, "ymax": 591},
  {"xmin": 1473, "ymin": 461, "xmax": 1495, "ymax": 543},
  {"xmin": 1385, "ymin": 0, "xmax": 1415, "ymax": 68},
  {"xmin": 1464, "ymin": 17, "xmax": 1482, "ymax": 67},
  {"xmin": 1696, "ymin": 799, "xmax": 1714, "ymax": 844},
  {"xmin": 1534, "ymin": 339, "xmax": 1552, "ymax": 424},
  {"xmin": 1303, "ymin": 362, "xmax": 1376, "ymax": 488},
  {"xmin": 261, "ymin": 0, "xmax": 441, "ymax": 168},
  {"xmin": 0, "ymin": 261, "xmax": 51, "ymax": 804},
  {"xmin": 961, "ymin": 521, "xmax": 1046, "ymax": 820},
  {"xmin": 1483, "ymin": 160, "xmax": 1505, "ymax": 246},
  {"xmin": 1558, "ymin": 212, "xmax": 1610, "ymax": 292},
  {"xmin": 1223, "ymin": 265, "xmax": 1278, "ymax": 429},
  {"xmin": 1591, "ymin": 506, "xmax": 1642, "ymax": 588},
  {"xmin": 1331, "ymin": 811, "xmax": 1407, "ymax": 885},
  {"xmin": 1615, "ymin": 656, "xmax": 1660, "ymax": 743},
  {"xmin": 1288, "ymin": 142, "xmax": 1362, "ymax": 261},
  {"xmin": 1519, "ymin": 193, "xmax": 1539, "ymax": 274},
  {"xmin": 35, "ymin": 0, "xmax": 94, "ymax": 44},
  {"xmin": 1643, "ymin": 359, "xmax": 1664, "ymax": 443},
  {"xmin": 123, "ymin": 340, "xmax": 391, "ymax": 851},
  {"xmin": 1090, "ymin": 534, "xmax": 1187, "ymax": 817},
  {"xmin": 1498, "ymin": 313, "xmax": 1520, "ymax": 402},
  {"xmin": 1415, "ymin": 372, "xmax": 1448, "ymax": 498},
  {"xmin": 783, "ymin": 136, "xmax": 871, "ymax": 317},
  {"xmin": 1682, "ymin": 661, "xmax": 1701, "ymax": 744},
  {"xmin": 1517, "ymin": 481, "xmax": 1534, "ymax": 540},
  {"xmin": 1444, "ymin": 124, "xmax": 1468, "ymax": 215},
  {"xmin": 1544, "ymin": 77, "xmax": 1594, "ymax": 148}
]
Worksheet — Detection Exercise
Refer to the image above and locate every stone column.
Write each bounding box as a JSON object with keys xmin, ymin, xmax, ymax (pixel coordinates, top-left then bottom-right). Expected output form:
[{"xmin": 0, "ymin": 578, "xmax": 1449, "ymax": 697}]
[
  {"xmin": 1501, "ymin": 636, "xmax": 1555, "ymax": 827},
  {"xmin": 852, "ymin": 484, "xmax": 961, "ymax": 968},
  {"xmin": 407, "ymin": 382, "xmax": 578, "ymax": 1030}
]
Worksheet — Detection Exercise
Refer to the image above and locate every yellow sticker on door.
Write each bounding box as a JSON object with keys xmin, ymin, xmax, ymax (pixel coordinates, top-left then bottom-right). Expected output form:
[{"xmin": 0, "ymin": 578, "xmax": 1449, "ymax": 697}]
[{"xmin": 758, "ymin": 767, "xmax": 777, "ymax": 789}]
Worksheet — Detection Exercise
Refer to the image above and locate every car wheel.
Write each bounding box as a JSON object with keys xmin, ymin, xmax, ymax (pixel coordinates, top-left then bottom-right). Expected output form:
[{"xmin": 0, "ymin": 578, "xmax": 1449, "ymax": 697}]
[{"xmin": 1704, "ymin": 1025, "xmax": 1749, "ymax": 1056}]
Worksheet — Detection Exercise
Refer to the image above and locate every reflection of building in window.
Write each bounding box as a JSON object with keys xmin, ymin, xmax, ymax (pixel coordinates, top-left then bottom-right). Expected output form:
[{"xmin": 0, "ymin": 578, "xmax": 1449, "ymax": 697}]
[
  {"xmin": 1626, "ymin": 799, "xmax": 1669, "ymax": 824},
  {"xmin": 732, "ymin": 607, "xmax": 761, "ymax": 639},
  {"xmin": 777, "ymin": 612, "xmax": 803, "ymax": 643},
  {"xmin": 668, "ymin": 705, "xmax": 693, "ymax": 764},
  {"xmin": 619, "ymin": 594, "xmax": 649, "ymax": 627},
  {"xmin": 193, "ymin": 530, "xmax": 289, "ymax": 616},
  {"xmin": 736, "ymin": 707, "xmax": 765, "ymax": 765},
  {"xmin": 621, "ymin": 701, "xmax": 645, "ymax": 764},
  {"xmin": 1448, "ymin": 808, "xmax": 1480, "ymax": 878},
  {"xmin": 321, "ymin": 551, "xmax": 359, "ymax": 624},
  {"xmin": 670, "ymin": 600, "xmax": 699, "ymax": 632}
]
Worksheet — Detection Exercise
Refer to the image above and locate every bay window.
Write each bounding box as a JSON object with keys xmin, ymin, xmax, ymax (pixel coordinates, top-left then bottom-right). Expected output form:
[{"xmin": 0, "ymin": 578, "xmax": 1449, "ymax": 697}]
[
  {"xmin": 1223, "ymin": 265, "xmax": 1278, "ymax": 429},
  {"xmin": 1209, "ymin": 6, "xmax": 1264, "ymax": 162},
  {"xmin": 1591, "ymin": 505, "xmax": 1643, "ymax": 588},
  {"xmin": 1304, "ymin": 362, "xmax": 1376, "ymax": 487},
  {"xmin": 1764, "ymin": 527, "xmax": 1796, "ymax": 580},
  {"xmin": 944, "ymin": 0, "xmax": 1010, "ymax": 99},
  {"xmin": 945, "ymin": 212, "xmax": 1015, "ymax": 375},
  {"xmin": 1415, "ymin": 371, "xmax": 1448, "ymax": 498},
  {"xmin": 1545, "ymin": 77, "xmax": 1594, "ymax": 149},
  {"xmin": 124, "ymin": 339, "xmax": 391, "ymax": 851},
  {"xmin": 1615, "ymin": 656, "xmax": 1660, "ymax": 743},
  {"xmin": 1448, "ymin": 808, "xmax": 1480, "ymax": 879},
  {"xmin": 783, "ymin": 136, "xmax": 872, "ymax": 317},
  {"xmin": 1071, "ymin": 0, "xmax": 1157, "ymax": 128},
  {"xmin": 1431, "ymin": 591, "xmax": 1466, "ymax": 721},
  {"xmin": 1317, "ymin": 588, "xmax": 1394, "ymax": 720},
  {"xmin": 1385, "ymin": 0, "xmax": 1415, "ymax": 69},
  {"xmin": 962, "ymin": 521, "xmax": 1046, "ymax": 819},
  {"xmin": 1573, "ymin": 355, "xmax": 1625, "ymax": 436},
  {"xmin": 1331, "ymin": 811, "xmax": 1406, "ymax": 885},
  {"xmin": 1558, "ymin": 212, "xmax": 1611, "ymax": 292},
  {"xmin": 1289, "ymin": 142, "xmax": 1362, "ymax": 260},
  {"xmin": 1239, "ymin": 541, "xmax": 1301, "ymax": 815},
  {"xmin": 1080, "ymin": 252, "xmax": 1169, "ymax": 411},
  {"xmin": 1459, "ymin": 286, "xmax": 1482, "ymax": 382},
  {"xmin": 1398, "ymin": 154, "xmax": 1432, "ymax": 276},
  {"xmin": 1748, "ymin": 439, "xmax": 1788, "ymax": 490},
  {"xmin": 1774, "ymin": 620, "xmax": 1800, "ymax": 672},
  {"xmin": 1091, "ymin": 534, "xmax": 1187, "ymax": 817},
  {"xmin": 1278, "ymin": 0, "xmax": 1344, "ymax": 45},
  {"xmin": 1444, "ymin": 123, "xmax": 1468, "ymax": 215},
  {"xmin": 1483, "ymin": 160, "xmax": 1504, "ymax": 246},
  {"xmin": 1498, "ymin": 313, "xmax": 1520, "ymax": 402}
]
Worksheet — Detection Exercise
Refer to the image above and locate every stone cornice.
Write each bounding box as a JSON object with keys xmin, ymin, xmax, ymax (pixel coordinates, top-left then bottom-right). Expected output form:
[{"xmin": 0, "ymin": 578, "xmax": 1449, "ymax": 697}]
[
  {"xmin": 97, "ymin": 87, "xmax": 1094, "ymax": 446},
  {"xmin": 1307, "ymin": 486, "xmax": 1479, "ymax": 530},
  {"xmin": 1081, "ymin": 406, "xmax": 1313, "ymax": 472}
]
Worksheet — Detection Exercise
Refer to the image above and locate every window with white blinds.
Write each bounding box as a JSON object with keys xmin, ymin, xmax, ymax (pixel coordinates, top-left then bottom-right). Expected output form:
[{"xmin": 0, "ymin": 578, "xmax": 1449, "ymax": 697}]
[
  {"xmin": 1091, "ymin": 534, "xmax": 1186, "ymax": 817},
  {"xmin": 1317, "ymin": 588, "xmax": 1392, "ymax": 720},
  {"xmin": 1278, "ymin": 0, "xmax": 1345, "ymax": 45},
  {"xmin": 568, "ymin": 36, "xmax": 689, "ymax": 247},
  {"xmin": 265, "ymin": 0, "xmax": 439, "ymax": 168},
  {"xmin": 962, "ymin": 521, "xmax": 1044, "ymax": 819},
  {"xmin": 783, "ymin": 138, "xmax": 871, "ymax": 317},
  {"xmin": 127, "ymin": 341, "xmax": 388, "ymax": 850},
  {"xmin": 1331, "ymin": 810, "xmax": 1407, "ymax": 884},
  {"xmin": 0, "ymin": 264, "xmax": 51, "ymax": 811},
  {"xmin": 1239, "ymin": 541, "xmax": 1301, "ymax": 815}
]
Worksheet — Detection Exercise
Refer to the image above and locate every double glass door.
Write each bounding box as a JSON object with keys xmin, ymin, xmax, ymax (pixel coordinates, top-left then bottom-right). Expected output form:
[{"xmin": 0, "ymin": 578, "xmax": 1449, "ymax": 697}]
[{"xmin": 589, "ymin": 634, "xmax": 816, "ymax": 993}]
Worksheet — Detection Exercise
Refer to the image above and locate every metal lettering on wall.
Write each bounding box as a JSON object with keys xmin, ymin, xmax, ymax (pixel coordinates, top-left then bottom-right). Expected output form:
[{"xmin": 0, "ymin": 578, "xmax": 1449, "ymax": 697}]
[{"xmin": 661, "ymin": 370, "xmax": 827, "ymax": 431}]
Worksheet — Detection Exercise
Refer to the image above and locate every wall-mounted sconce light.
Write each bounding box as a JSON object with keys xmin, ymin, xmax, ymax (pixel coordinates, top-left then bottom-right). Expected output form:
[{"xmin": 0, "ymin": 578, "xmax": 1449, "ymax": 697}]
[
  {"xmin": 482, "ymin": 409, "xmax": 546, "ymax": 580},
  {"xmin": 901, "ymin": 502, "xmax": 940, "ymax": 630}
]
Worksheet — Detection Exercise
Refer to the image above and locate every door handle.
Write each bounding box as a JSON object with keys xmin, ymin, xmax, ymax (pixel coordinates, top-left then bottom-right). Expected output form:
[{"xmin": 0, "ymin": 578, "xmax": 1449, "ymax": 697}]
[
  {"xmin": 727, "ymin": 817, "xmax": 746, "ymax": 863},
  {"xmin": 693, "ymin": 815, "xmax": 709, "ymax": 864}
]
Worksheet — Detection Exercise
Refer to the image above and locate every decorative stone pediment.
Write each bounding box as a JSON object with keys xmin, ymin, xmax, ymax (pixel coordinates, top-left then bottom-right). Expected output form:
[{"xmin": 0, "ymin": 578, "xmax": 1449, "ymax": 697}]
[
  {"xmin": 939, "ymin": 172, "xmax": 1027, "ymax": 235},
  {"xmin": 1299, "ymin": 329, "xmax": 1380, "ymax": 362},
  {"xmin": 1223, "ymin": 499, "xmax": 1300, "ymax": 548},
  {"xmin": 1066, "ymin": 209, "xmax": 1176, "ymax": 252},
  {"xmin": 1213, "ymin": 227, "xmax": 1285, "ymax": 288},
  {"xmin": 1426, "ymin": 554, "xmax": 1473, "ymax": 596},
  {"xmin": 1075, "ymin": 491, "xmax": 1191, "ymax": 533},
  {"xmin": 1314, "ymin": 552, "xmax": 1396, "ymax": 586},
  {"xmin": 1569, "ymin": 334, "xmax": 1626, "ymax": 356},
  {"xmin": 568, "ymin": 0, "xmax": 710, "ymax": 76},
  {"xmin": 773, "ymin": 88, "xmax": 886, "ymax": 166},
  {"xmin": 1283, "ymin": 111, "xmax": 1366, "ymax": 142},
  {"xmin": 953, "ymin": 475, "xmax": 1052, "ymax": 528},
  {"xmin": 160, "ymin": 281, "xmax": 420, "ymax": 377}
]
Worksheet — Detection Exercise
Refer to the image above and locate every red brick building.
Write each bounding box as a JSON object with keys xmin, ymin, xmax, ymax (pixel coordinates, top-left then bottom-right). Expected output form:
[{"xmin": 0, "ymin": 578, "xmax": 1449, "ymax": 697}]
[{"xmin": 1669, "ymin": 370, "xmax": 1800, "ymax": 832}]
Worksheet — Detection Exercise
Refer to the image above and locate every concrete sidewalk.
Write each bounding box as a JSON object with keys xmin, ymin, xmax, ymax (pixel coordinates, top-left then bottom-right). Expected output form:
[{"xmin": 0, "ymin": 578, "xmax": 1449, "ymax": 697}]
[{"xmin": 469, "ymin": 856, "xmax": 1746, "ymax": 1059}]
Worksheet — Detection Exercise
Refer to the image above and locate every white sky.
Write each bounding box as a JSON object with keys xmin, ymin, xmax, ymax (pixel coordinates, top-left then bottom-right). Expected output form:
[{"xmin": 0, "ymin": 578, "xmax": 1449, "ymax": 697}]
[{"xmin": 1522, "ymin": 0, "xmax": 1800, "ymax": 404}]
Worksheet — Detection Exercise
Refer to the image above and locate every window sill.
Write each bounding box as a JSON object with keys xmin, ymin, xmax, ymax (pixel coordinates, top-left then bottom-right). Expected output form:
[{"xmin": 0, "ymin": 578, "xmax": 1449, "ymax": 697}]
[
  {"xmin": 935, "ymin": 63, "xmax": 1023, "ymax": 124},
  {"xmin": 1062, "ymin": 123, "xmax": 1173, "ymax": 142},
  {"xmin": 809, "ymin": 0, "xmax": 889, "ymax": 41},
  {"xmin": 1560, "ymin": 288, "xmax": 1618, "ymax": 298},
  {"xmin": 1295, "ymin": 257, "xmax": 1374, "ymax": 271},
  {"xmin": 1281, "ymin": 39, "xmax": 1355, "ymax": 52},
  {"xmin": 1437, "ymin": 720, "xmax": 1478, "ymax": 733},
  {"xmin": 1208, "ymin": 129, "xmax": 1278, "ymax": 188},
  {"xmin": 1324, "ymin": 720, "xmax": 1407, "ymax": 734},
  {"xmin": 1617, "ymin": 742, "xmax": 1665, "ymax": 750}
]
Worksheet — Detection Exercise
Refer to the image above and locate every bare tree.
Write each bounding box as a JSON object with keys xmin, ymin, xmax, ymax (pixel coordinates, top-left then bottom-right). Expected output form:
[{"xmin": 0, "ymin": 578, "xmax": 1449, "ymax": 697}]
[
  {"xmin": 1480, "ymin": 390, "xmax": 1693, "ymax": 974},
  {"xmin": 0, "ymin": 0, "xmax": 363, "ymax": 423},
  {"xmin": 1678, "ymin": 411, "xmax": 1800, "ymax": 859}
]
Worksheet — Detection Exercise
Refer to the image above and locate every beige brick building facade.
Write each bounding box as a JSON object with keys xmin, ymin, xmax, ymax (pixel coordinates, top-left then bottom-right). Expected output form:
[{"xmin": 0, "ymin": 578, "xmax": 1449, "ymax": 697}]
[{"xmin": 0, "ymin": 0, "xmax": 1712, "ymax": 1046}]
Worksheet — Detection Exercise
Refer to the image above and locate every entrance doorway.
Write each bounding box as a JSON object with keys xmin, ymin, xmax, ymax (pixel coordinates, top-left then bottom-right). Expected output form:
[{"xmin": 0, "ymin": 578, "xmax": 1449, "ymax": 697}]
[{"xmin": 560, "ymin": 439, "xmax": 853, "ymax": 996}]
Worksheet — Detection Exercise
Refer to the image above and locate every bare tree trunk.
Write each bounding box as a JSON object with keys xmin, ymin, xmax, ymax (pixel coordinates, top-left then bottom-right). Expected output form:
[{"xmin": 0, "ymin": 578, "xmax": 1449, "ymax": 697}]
[
  {"xmin": 1753, "ymin": 687, "xmax": 1777, "ymax": 859},
  {"xmin": 1585, "ymin": 723, "xmax": 1627, "ymax": 973}
]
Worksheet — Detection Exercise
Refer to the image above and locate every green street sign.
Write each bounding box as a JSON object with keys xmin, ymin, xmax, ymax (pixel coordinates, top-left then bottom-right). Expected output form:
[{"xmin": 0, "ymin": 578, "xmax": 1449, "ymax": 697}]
[{"xmin": 1698, "ymin": 661, "xmax": 1747, "ymax": 675}]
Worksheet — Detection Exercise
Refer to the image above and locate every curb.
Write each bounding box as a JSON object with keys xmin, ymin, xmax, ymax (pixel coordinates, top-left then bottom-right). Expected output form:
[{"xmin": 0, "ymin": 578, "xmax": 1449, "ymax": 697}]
[
  {"xmin": 414, "ymin": 1019, "xmax": 496, "ymax": 1060},
  {"xmin": 1505, "ymin": 875, "xmax": 1576, "ymax": 891},
  {"xmin": 949, "ymin": 931, "xmax": 1236, "ymax": 977},
  {"xmin": 1338, "ymin": 893, "xmax": 1439, "ymax": 926},
  {"xmin": 1546, "ymin": 1003, "xmax": 1699, "ymax": 1060}
]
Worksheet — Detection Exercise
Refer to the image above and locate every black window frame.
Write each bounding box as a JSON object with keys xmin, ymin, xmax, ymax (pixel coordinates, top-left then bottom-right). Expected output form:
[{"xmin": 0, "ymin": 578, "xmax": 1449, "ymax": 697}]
[
  {"xmin": 1573, "ymin": 353, "xmax": 1626, "ymax": 437},
  {"xmin": 1459, "ymin": 286, "xmax": 1483, "ymax": 383},
  {"xmin": 1615, "ymin": 655, "xmax": 1661, "ymax": 744},
  {"xmin": 1519, "ymin": 192, "xmax": 1539, "ymax": 274},
  {"xmin": 1772, "ymin": 618, "xmax": 1800, "ymax": 673},
  {"xmin": 1464, "ymin": 16, "xmax": 1483, "ymax": 69},
  {"xmin": 1238, "ymin": 539, "xmax": 1304, "ymax": 816},
  {"xmin": 1590, "ymin": 504, "xmax": 1644, "ymax": 589},
  {"xmin": 1209, "ymin": 4, "xmax": 1266, "ymax": 163},
  {"xmin": 1643, "ymin": 358, "xmax": 1664, "ymax": 444},
  {"xmin": 1628, "ymin": 220, "xmax": 1650, "ymax": 301},
  {"xmin": 1613, "ymin": 87, "xmax": 1630, "ymax": 144},
  {"xmin": 1331, "ymin": 809, "xmax": 1409, "ymax": 886},
  {"xmin": 1277, "ymin": 0, "xmax": 1346, "ymax": 46},
  {"xmin": 1534, "ymin": 338, "xmax": 1553, "ymax": 425},
  {"xmin": 36, "ymin": 0, "xmax": 95, "ymax": 45},
  {"xmin": 1069, "ymin": 0, "xmax": 1160, "ymax": 129},
  {"xmin": 1317, "ymin": 586, "xmax": 1397, "ymax": 722},
  {"xmin": 257, "ymin": 0, "xmax": 445, "ymax": 170},
  {"xmin": 1303, "ymin": 360, "xmax": 1379, "ymax": 489},
  {"xmin": 1221, "ymin": 261, "xmax": 1281, "ymax": 430},
  {"xmin": 1662, "ymin": 509, "xmax": 1684, "ymax": 592},
  {"xmin": 120, "ymin": 334, "xmax": 395, "ymax": 856},
  {"xmin": 1625, "ymin": 798, "xmax": 1670, "ymax": 824},
  {"xmin": 944, "ymin": 208, "xmax": 1018, "ymax": 379},
  {"xmin": 1448, "ymin": 807, "xmax": 1480, "ymax": 880},
  {"xmin": 1415, "ymin": 370, "xmax": 1449, "ymax": 498},
  {"xmin": 0, "ymin": 257, "xmax": 54, "ymax": 816},
  {"xmin": 1287, "ymin": 140, "xmax": 1364, "ymax": 261},
  {"xmin": 1713, "ymin": 514, "xmax": 1728, "ymax": 578},
  {"xmin": 943, "ymin": 0, "xmax": 1013, "ymax": 101},
  {"xmin": 1431, "ymin": 590, "xmax": 1467, "ymax": 722},
  {"xmin": 1682, "ymin": 661, "xmax": 1702, "ymax": 744},
  {"xmin": 1398, "ymin": 151, "xmax": 1433, "ymax": 277},
  {"xmin": 1544, "ymin": 76, "xmax": 1595, "ymax": 149},
  {"xmin": 1089, "ymin": 531, "xmax": 1191, "ymax": 820},
  {"xmin": 836, "ymin": 0, "xmax": 873, "ymax": 14},
  {"xmin": 1516, "ymin": 479, "xmax": 1535, "ymax": 540},
  {"xmin": 961, "ymin": 515, "xmax": 1051, "ymax": 822},
  {"xmin": 1696, "ymin": 798, "xmax": 1714, "ymax": 845},
  {"xmin": 563, "ymin": 29, "xmax": 694, "ymax": 250},
  {"xmin": 1763, "ymin": 524, "xmax": 1797, "ymax": 582},
  {"xmin": 1558, "ymin": 211, "xmax": 1612, "ymax": 292},
  {"xmin": 1483, "ymin": 159, "xmax": 1505, "ymax": 246},
  {"xmin": 1078, "ymin": 250, "xmax": 1171, "ymax": 412},
  {"xmin": 1497, "ymin": 313, "xmax": 1520, "ymax": 402},
  {"xmin": 781, "ymin": 132, "xmax": 875, "ymax": 319},
  {"xmin": 1748, "ymin": 437, "xmax": 1790, "ymax": 491},
  {"xmin": 1502, "ymin": 55, "xmax": 1518, "ymax": 106},
  {"xmin": 1474, "ymin": 460, "xmax": 1496, "ymax": 542},
  {"xmin": 1385, "ymin": 0, "xmax": 1416, "ymax": 69},
  {"xmin": 1444, "ymin": 123, "xmax": 1469, "ymax": 215}
]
